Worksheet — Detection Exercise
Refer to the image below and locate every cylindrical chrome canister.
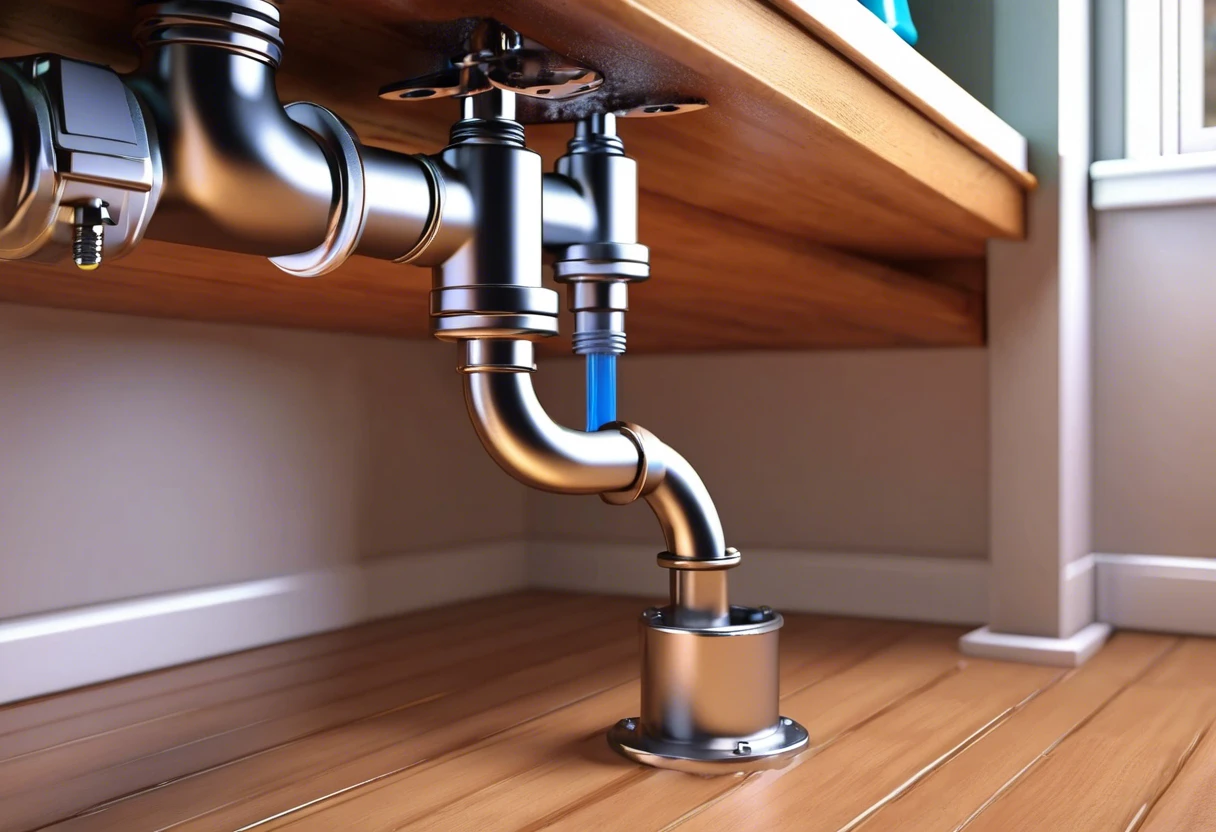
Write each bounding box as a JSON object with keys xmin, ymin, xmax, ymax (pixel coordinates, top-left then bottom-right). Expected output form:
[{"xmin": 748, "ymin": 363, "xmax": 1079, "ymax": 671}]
[{"xmin": 609, "ymin": 605, "xmax": 809, "ymax": 774}]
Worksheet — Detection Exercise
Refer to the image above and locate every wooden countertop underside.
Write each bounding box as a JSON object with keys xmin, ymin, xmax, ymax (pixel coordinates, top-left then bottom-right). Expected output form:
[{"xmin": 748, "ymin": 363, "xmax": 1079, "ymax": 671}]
[{"xmin": 0, "ymin": 0, "xmax": 1030, "ymax": 351}]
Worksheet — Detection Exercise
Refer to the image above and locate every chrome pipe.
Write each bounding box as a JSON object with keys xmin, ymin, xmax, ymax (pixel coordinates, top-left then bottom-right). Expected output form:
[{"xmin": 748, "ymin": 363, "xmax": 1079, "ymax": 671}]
[
  {"xmin": 463, "ymin": 365, "xmax": 640, "ymax": 495},
  {"xmin": 461, "ymin": 347, "xmax": 728, "ymax": 565},
  {"xmin": 129, "ymin": 0, "xmax": 440, "ymax": 265},
  {"xmin": 129, "ymin": 45, "xmax": 335, "ymax": 256}
]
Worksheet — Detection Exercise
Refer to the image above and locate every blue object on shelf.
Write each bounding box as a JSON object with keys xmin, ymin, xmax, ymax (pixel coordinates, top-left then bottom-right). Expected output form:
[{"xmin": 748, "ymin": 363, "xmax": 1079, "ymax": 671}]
[
  {"xmin": 585, "ymin": 352, "xmax": 617, "ymax": 432},
  {"xmin": 857, "ymin": 0, "xmax": 919, "ymax": 45}
]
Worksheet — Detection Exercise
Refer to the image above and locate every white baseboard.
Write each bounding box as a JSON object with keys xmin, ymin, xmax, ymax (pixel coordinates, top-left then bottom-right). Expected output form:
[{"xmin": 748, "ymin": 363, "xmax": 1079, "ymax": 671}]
[
  {"xmin": 22, "ymin": 543, "xmax": 1210, "ymax": 704},
  {"xmin": 1095, "ymin": 553, "xmax": 1216, "ymax": 636},
  {"xmin": 527, "ymin": 541, "xmax": 990, "ymax": 625},
  {"xmin": 0, "ymin": 542, "xmax": 528, "ymax": 705},
  {"xmin": 1061, "ymin": 554, "xmax": 1097, "ymax": 637},
  {"xmin": 959, "ymin": 622, "xmax": 1112, "ymax": 667}
]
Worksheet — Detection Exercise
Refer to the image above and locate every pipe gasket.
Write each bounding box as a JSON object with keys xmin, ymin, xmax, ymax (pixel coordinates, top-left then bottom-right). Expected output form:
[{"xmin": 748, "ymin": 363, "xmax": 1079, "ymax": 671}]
[
  {"xmin": 394, "ymin": 154, "xmax": 446, "ymax": 264},
  {"xmin": 269, "ymin": 102, "xmax": 366, "ymax": 277}
]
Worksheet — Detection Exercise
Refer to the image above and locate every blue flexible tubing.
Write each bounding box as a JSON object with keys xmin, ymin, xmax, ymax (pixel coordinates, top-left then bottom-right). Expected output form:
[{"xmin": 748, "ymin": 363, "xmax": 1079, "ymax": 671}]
[{"xmin": 585, "ymin": 352, "xmax": 617, "ymax": 431}]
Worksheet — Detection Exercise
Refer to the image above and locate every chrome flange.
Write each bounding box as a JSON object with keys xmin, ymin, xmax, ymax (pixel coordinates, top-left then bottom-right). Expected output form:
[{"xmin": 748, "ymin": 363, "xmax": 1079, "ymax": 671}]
[
  {"xmin": 608, "ymin": 715, "xmax": 809, "ymax": 775},
  {"xmin": 609, "ymin": 605, "xmax": 809, "ymax": 775}
]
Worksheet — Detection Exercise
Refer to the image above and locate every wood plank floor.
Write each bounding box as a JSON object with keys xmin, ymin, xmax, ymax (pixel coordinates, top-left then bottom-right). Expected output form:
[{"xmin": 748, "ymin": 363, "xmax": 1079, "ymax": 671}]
[{"xmin": 1, "ymin": 591, "xmax": 1212, "ymax": 831}]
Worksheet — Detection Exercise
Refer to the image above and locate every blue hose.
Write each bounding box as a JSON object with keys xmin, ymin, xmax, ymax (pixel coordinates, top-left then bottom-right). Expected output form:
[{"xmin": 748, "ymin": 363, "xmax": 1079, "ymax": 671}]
[{"xmin": 586, "ymin": 352, "xmax": 617, "ymax": 431}]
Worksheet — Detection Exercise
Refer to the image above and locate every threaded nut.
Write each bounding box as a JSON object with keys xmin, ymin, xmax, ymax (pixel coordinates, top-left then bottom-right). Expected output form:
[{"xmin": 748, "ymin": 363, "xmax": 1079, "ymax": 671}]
[{"xmin": 71, "ymin": 200, "xmax": 114, "ymax": 271}]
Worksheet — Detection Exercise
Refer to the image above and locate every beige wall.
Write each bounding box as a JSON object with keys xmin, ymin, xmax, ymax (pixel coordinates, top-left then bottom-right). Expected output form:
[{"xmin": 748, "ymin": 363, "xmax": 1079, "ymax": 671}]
[
  {"xmin": 0, "ymin": 304, "xmax": 525, "ymax": 618},
  {"xmin": 1094, "ymin": 207, "xmax": 1216, "ymax": 557},
  {"xmin": 530, "ymin": 349, "xmax": 989, "ymax": 559}
]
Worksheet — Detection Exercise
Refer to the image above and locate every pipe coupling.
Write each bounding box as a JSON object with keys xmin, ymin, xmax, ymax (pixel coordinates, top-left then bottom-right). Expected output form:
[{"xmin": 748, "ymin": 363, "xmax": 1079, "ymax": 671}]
[
  {"xmin": 0, "ymin": 56, "xmax": 159, "ymax": 266},
  {"xmin": 134, "ymin": 0, "xmax": 284, "ymax": 66},
  {"xmin": 600, "ymin": 420, "xmax": 666, "ymax": 505},
  {"xmin": 608, "ymin": 605, "xmax": 809, "ymax": 774},
  {"xmin": 554, "ymin": 242, "xmax": 649, "ymax": 355},
  {"xmin": 268, "ymin": 103, "xmax": 366, "ymax": 277}
]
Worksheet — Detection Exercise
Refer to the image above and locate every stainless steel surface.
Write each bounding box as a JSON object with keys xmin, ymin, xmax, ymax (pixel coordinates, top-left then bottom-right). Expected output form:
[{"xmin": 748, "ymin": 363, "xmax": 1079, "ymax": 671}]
[
  {"xmin": 540, "ymin": 174, "xmax": 596, "ymax": 247},
  {"xmin": 131, "ymin": 44, "xmax": 333, "ymax": 255},
  {"xmin": 431, "ymin": 89, "xmax": 560, "ymax": 341},
  {"xmin": 0, "ymin": 1, "xmax": 444, "ymax": 270},
  {"xmin": 0, "ymin": 55, "xmax": 159, "ymax": 265},
  {"xmin": 607, "ymin": 605, "xmax": 809, "ymax": 774},
  {"xmin": 463, "ymin": 368, "xmax": 639, "ymax": 494},
  {"xmin": 462, "ymin": 365, "xmax": 729, "ymax": 564},
  {"xmin": 380, "ymin": 19, "xmax": 601, "ymax": 105},
  {"xmin": 608, "ymin": 715, "xmax": 809, "ymax": 775},
  {"xmin": 72, "ymin": 199, "xmax": 114, "ymax": 270},
  {"xmin": 128, "ymin": 0, "xmax": 440, "ymax": 268},
  {"xmin": 459, "ymin": 339, "xmax": 538, "ymax": 373},
  {"xmin": 268, "ymin": 103, "xmax": 366, "ymax": 277},
  {"xmin": 551, "ymin": 114, "xmax": 649, "ymax": 356},
  {"xmin": 670, "ymin": 570, "xmax": 730, "ymax": 627},
  {"xmin": 132, "ymin": 0, "xmax": 284, "ymax": 66}
]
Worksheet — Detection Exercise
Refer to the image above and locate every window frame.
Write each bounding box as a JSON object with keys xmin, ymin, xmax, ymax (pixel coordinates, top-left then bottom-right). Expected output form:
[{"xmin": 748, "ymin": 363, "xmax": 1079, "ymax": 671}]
[{"xmin": 1125, "ymin": 0, "xmax": 1216, "ymax": 156}]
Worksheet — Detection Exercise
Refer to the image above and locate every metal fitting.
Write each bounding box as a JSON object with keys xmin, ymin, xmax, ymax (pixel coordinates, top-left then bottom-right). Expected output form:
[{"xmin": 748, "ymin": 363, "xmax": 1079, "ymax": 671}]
[
  {"xmin": 430, "ymin": 90, "xmax": 559, "ymax": 341},
  {"xmin": 132, "ymin": 0, "xmax": 284, "ymax": 67},
  {"xmin": 608, "ymin": 606, "xmax": 809, "ymax": 774},
  {"xmin": 0, "ymin": 55, "xmax": 159, "ymax": 265},
  {"xmin": 72, "ymin": 199, "xmax": 115, "ymax": 270},
  {"xmin": 550, "ymin": 113, "xmax": 649, "ymax": 356}
]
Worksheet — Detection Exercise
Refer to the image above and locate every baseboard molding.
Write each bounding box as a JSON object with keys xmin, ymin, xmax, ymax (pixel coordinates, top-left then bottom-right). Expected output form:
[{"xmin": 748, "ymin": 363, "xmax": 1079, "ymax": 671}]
[
  {"xmin": 26, "ymin": 543, "xmax": 1201, "ymax": 704},
  {"xmin": 0, "ymin": 542, "xmax": 528, "ymax": 705},
  {"xmin": 1061, "ymin": 554, "xmax": 1097, "ymax": 637},
  {"xmin": 959, "ymin": 622, "xmax": 1112, "ymax": 667},
  {"xmin": 1095, "ymin": 553, "xmax": 1216, "ymax": 636},
  {"xmin": 527, "ymin": 540, "xmax": 990, "ymax": 625}
]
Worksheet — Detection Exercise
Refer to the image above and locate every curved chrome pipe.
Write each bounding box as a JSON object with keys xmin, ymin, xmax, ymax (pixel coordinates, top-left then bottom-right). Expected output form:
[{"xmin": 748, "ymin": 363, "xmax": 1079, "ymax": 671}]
[
  {"xmin": 130, "ymin": 47, "xmax": 334, "ymax": 256},
  {"xmin": 462, "ymin": 360, "xmax": 727, "ymax": 563},
  {"xmin": 124, "ymin": 0, "xmax": 443, "ymax": 264}
]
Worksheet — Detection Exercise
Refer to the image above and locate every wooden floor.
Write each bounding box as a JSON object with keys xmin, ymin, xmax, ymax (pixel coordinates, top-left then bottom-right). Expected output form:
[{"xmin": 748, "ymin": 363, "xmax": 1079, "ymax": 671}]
[{"xmin": 2, "ymin": 592, "xmax": 1214, "ymax": 832}]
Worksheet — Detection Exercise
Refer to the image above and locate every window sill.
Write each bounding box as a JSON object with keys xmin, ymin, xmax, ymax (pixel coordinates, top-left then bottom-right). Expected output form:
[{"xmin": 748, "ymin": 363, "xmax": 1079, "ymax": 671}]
[{"xmin": 1091, "ymin": 151, "xmax": 1216, "ymax": 210}]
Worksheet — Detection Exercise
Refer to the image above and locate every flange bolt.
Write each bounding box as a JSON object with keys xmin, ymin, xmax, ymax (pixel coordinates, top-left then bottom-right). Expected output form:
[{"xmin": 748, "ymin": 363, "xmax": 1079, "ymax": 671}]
[{"xmin": 73, "ymin": 199, "xmax": 115, "ymax": 271}]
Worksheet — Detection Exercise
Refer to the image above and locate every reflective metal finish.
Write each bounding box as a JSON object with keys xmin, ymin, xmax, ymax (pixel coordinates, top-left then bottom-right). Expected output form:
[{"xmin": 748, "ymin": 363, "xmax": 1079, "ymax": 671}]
[
  {"xmin": 269, "ymin": 103, "xmax": 366, "ymax": 277},
  {"xmin": 462, "ymin": 363, "xmax": 729, "ymax": 564},
  {"xmin": 431, "ymin": 90, "xmax": 559, "ymax": 340},
  {"xmin": 463, "ymin": 367, "xmax": 639, "ymax": 495},
  {"xmin": 128, "ymin": 0, "xmax": 440, "ymax": 269},
  {"xmin": 551, "ymin": 114, "xmax": 649, "ymax": 355},
  {"xmin": 608, "ymin": 606, "xmax": 809, "ymax": 774},
  {"xmin": 72, "ymin": 199, "xmax": 114, "ymax": 270},
  {"xmin": 0, "ymin": 55, "xmax": 159, "ymax": 265},
  {"xmin": 380, "ymin": 19, "xmax": 602, "ymax": 105}
]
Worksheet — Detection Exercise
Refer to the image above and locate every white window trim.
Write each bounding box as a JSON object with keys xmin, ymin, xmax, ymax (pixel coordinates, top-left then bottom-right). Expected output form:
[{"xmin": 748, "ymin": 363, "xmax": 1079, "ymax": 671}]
[{"xmin": 1094, "ymin": 0, "xmax": 1216, "ymax": 208}]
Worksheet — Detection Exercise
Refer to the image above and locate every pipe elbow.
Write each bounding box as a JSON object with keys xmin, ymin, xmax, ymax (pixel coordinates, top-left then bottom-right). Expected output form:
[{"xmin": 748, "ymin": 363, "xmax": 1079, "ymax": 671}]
[
  {"xmin": 464, "ymin": 369, "xmax": 639, "ymax": 494},
  {"xmin": 130, "ymin": 48, "xmax": 335, "ymax": 256},
  {"xmin": 642, "ymin": 441, "xmax": 727, "ymax": 563},
  {"xmin": 463, "ymin": 366, "xmax": 727, "ymax": 562}
]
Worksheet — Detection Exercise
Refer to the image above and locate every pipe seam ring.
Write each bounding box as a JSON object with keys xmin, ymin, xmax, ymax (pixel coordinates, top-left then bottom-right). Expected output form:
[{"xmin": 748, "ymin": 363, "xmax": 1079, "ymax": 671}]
[
  {"xmin": 657, "ymin": 547, "xmax": 742, "ymax": 571},
  {"xmin": 601, "ymin": 421, "xmax": 666, "ymax": 506},
  {"xmin": 269, "ymin": 103, "xmax": 366, "ymax": 277},
  {"xmin": 394, "ymin": 154, "xmax": 445, "ymax": 264}
]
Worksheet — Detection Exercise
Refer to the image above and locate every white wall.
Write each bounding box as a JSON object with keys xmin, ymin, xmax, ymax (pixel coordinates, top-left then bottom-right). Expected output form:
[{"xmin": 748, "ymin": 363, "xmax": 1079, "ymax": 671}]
[
  {"xmin": 530, "ymin": 349, "xmax": 989, "ymax": 559},
  {"xmin": 1093, "ymin": 206, "xmax": 1216, "ymax": 558},
  {"xmin": 0, "ymin": 304, "xmax": 526, "ymax": 619}
]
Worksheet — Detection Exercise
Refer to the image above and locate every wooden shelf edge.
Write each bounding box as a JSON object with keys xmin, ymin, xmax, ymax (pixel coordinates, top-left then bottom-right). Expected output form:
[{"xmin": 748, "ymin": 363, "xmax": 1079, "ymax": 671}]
[{"xmin": 771, "ymin": 0, "xmax": 1036, "ymax": 190}]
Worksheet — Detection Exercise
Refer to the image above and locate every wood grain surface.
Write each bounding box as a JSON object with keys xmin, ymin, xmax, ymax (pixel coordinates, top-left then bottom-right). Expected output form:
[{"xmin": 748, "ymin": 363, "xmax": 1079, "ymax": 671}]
[
  {"xmin": 3, "ymin": 592, "xmax": 1213, "ymax": 832},
  {"xmin": 0, "ymin": 0, "xmax": 1020, "ymax": 350}
]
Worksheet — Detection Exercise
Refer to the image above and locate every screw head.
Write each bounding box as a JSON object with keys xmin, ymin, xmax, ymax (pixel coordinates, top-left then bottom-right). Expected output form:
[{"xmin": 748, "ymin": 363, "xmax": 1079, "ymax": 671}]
[{"xmin": 733, "ymin": 741, "xmax": 752, "ymax": 755}]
